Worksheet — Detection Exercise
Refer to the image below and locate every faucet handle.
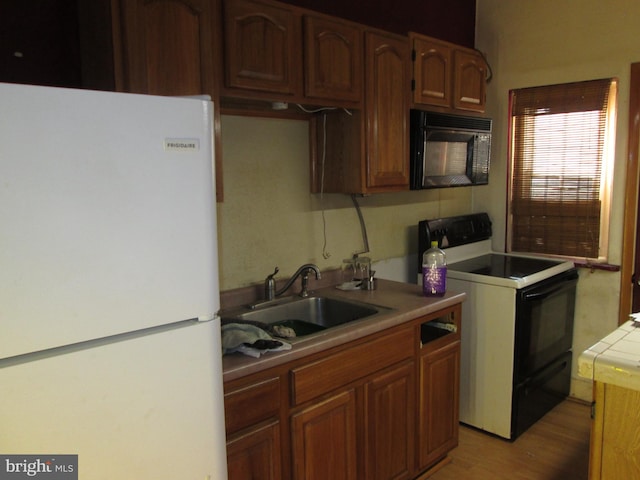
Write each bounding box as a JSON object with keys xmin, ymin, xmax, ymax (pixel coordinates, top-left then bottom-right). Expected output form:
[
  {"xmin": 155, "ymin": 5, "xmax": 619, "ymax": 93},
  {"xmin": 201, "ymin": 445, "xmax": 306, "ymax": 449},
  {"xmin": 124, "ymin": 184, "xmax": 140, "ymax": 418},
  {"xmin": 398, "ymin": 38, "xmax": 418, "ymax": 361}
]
[
  {"xmin": 267, "ymin": 266, "xmax": 279, "ymax": 280},
  {"xmin": 264, "ymin": 267, "xmax": 280, "ymax": 301}
]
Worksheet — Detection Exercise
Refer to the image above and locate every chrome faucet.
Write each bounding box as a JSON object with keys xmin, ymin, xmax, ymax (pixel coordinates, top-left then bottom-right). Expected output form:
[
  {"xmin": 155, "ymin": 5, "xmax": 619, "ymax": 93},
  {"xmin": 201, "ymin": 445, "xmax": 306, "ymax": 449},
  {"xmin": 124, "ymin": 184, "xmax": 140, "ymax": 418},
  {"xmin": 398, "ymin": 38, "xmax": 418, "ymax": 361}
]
[{"xmin": 264, "ymin": 264, "xmax": 322, "ymax": 300}]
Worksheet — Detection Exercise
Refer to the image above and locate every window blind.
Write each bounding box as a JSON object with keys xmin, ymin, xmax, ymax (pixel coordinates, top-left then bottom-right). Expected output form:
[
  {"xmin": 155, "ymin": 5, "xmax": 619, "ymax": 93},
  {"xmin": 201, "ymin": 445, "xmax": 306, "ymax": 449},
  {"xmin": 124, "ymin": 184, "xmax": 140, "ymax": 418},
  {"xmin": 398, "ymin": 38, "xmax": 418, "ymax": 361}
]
[{"xmin": 509, "ymin": 78, "xmax": 615, "ymax": 259}]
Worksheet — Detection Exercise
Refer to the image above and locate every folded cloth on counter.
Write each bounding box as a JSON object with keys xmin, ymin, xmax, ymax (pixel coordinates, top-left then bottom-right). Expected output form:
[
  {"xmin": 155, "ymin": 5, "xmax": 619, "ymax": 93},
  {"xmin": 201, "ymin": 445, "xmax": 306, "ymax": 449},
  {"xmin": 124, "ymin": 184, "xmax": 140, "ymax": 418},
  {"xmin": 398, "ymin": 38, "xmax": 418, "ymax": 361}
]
[{"xmin": 221, "ymin": 323, "xmax": 292, "ymax": 358}]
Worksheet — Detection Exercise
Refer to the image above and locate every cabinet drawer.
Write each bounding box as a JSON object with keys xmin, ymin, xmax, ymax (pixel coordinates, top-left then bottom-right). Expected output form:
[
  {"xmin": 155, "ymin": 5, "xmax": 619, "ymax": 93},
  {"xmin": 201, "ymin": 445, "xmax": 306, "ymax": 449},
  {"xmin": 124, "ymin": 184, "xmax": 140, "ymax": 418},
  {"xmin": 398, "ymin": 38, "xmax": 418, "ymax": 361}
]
[
  {"xmin": 420, "ymin": 306, "xmax": 461, "ymax": 354},
  {"xmin": 225, "ymin": 376, "xmax": 280, "ymax": 434},
  {"xmin": 291, "ymin": 328, "xmax": 413, "ymax": 405}
]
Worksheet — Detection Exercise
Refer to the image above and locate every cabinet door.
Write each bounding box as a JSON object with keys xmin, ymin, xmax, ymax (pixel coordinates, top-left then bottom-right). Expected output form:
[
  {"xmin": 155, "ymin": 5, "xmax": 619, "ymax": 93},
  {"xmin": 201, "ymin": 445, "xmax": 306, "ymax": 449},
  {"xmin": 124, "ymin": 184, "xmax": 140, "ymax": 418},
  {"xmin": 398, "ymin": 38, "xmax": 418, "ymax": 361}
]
[
  {"xmin": 453, "ymin": 49, "xmax": 487, "ymax": 112},
  {"xmin": 304, "ymin": 15, "xmax": 362, "ymax": 104},
  {"xmin": 418, "ymin": 340, "xmax": 460, "ymax": 470},
  {"xmin": 412, "ymin": 36, "xmax": 452, "ymax": 108},
  {"xmin": 363, "ymin": 361, "xmax": 415, "ymax": 480},
  {"xmin": 112, "ymin": 0, "xmax": 216, "ymax": 96},
  {"xmin": 223, "ymin": 0, "xmax": 302, "ymax": 96},
  {"xmin": 111, "ymin": 0, "xmax": 224, "ymax": 201},
  {"xmin": 365, "ymin": 31, "xmax": 410, "ymax": 190},
  {"xmin": 590, "ymin": 382, "xmax": 640, "ymax": 480},
  {"xmin": 227, "ymin": 421, "xmax": 282, "ymax": 480},
  {"xmin": 291, "ymin": 389, "xmax": 357, "ymax": 480}
]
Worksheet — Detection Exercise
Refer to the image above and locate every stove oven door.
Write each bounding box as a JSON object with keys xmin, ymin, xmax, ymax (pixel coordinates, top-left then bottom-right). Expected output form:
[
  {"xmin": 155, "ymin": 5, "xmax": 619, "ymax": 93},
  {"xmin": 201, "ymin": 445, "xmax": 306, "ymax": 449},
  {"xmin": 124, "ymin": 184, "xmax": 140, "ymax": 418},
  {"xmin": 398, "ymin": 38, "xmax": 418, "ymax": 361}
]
[
  {"xmin": 510, "ymin": 268, "xmax": 578, "ymax": 439},
  {"xmin": 514, "ymin": 269, "xmax": 578, "ymax": 379}
]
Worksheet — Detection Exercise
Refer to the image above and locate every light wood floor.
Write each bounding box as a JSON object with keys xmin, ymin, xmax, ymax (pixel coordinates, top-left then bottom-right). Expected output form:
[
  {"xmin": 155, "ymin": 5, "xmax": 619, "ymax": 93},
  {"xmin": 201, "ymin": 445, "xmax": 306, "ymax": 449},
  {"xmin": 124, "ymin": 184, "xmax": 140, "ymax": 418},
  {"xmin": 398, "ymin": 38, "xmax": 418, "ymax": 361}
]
[{"xmin": 429, "ymin": 399, "xmax": 591, "ymax": 480}]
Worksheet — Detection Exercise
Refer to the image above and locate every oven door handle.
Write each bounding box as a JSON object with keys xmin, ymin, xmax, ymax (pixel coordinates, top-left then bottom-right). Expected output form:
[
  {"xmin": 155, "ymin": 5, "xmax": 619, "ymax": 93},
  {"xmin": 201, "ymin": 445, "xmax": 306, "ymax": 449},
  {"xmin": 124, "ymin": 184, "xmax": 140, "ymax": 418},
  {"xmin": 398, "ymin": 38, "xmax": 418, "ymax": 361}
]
[{"xmin": 523, "ymin": 280, "xmax": 576, "ymax": 301}]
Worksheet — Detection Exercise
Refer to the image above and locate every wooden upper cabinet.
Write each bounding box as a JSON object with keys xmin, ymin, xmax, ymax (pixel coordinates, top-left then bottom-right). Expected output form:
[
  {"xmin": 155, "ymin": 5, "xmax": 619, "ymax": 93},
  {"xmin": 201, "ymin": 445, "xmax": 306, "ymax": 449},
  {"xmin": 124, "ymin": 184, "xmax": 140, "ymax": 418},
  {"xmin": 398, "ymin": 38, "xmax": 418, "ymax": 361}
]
[
  {"xmin": 453, "ymin": 49, "xmax": 487, "ymax": 112},
  {"xmin": 410, "ymin": 32, "xmax": 487, "ymax": 113},
  {"xmin": 111, "ymin": 0, "xmax": 224, "ymax": 202},
  {"xmin": 365, "ymin": 31, "xmax": 410, "ymax": 190},
  {"xmin": 411, "ymin": 36, "xmax": 452, "ymax": 108},
  {"xmin": 309, "ymin": 29, "xmax": 409, "ymax": 194},
  {"xmin": 222, "ymin": 0, "xmax": 302, "ymax": 96},
  {"xmin": 112, "ymin": 0, "xmax": 216, "ymax": 96},
  {"xmin": 222, "ymin": 0, "xmax": 363, "ymax": 107},
  {"xmin": 303, "ymin": 15, "xmax": 363, "ymax": 105}
]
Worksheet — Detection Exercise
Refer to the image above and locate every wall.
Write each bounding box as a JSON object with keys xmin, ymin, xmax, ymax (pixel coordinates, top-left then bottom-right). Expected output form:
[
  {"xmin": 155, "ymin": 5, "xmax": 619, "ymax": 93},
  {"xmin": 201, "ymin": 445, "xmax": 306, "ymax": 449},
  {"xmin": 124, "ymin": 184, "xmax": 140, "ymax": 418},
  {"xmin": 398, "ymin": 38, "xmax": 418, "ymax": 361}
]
[
  {"xmin": 217, "ymin": 114, "xmax": 473, "ymax": 289},
  {"xmin": 475, "ymin": 0, "xmax": 639, "ymax": 400},
  {"xmin": 0, "ymin": 0, "xmax": 82, "ymax": 87},
  {"xmin": 279, "ymin": 0, "xmax": 476, "ymax": 48}
]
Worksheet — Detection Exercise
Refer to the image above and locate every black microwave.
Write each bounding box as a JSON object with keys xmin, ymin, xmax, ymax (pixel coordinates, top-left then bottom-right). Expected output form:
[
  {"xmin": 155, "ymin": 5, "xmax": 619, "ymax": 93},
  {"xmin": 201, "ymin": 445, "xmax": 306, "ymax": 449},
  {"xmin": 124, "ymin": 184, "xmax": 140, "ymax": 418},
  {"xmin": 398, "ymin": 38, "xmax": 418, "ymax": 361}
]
[{"xmin": 410, "ymin": 110, "xmax": 492, "ymax": 189}]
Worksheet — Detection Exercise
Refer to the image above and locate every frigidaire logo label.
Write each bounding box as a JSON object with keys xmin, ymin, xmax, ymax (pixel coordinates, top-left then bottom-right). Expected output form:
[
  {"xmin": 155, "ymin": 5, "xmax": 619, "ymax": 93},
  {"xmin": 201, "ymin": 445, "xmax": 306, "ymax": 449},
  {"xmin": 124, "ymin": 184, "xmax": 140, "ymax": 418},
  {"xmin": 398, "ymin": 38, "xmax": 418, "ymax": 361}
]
[
  {"xmin": 164, "ymin": 138, "xmax": 200, "ymax": 152},
  {"xmin": 0, "ymin": 456, "xmax": 77, "ymax": 479}
]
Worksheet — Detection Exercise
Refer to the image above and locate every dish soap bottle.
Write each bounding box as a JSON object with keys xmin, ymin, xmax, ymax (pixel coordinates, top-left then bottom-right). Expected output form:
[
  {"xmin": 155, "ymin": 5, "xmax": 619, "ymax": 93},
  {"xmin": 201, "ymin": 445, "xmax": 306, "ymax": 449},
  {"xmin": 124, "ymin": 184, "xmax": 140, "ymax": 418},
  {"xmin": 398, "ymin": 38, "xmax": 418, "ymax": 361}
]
[{"xmin": 422, "ymin": 241, "xmax": 447, "ymax": 297}]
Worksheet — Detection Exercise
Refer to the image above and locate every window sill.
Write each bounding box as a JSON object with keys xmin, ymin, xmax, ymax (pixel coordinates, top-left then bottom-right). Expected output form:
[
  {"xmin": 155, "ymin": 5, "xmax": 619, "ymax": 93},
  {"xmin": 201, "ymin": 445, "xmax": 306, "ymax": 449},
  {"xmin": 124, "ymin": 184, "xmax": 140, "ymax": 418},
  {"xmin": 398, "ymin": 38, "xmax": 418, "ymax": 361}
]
[{"xmin": 574, "ymin": 260, "xmax": 620, "ymax": 272}]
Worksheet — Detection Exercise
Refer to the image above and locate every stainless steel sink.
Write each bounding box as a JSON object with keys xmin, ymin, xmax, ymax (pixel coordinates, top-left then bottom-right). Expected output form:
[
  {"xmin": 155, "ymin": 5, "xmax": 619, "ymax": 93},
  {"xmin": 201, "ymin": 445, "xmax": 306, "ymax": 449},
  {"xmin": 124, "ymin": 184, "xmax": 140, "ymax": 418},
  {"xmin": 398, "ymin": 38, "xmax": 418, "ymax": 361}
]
[{"xmin": 226, "ymin": 296, "xmax": 386, "ymax": 337}]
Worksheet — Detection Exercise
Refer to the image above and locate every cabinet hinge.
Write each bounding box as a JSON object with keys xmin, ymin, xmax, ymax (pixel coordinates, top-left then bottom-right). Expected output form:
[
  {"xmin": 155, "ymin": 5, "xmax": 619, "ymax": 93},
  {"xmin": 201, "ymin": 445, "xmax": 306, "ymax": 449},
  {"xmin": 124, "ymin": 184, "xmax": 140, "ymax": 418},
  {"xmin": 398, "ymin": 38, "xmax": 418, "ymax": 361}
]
[
  {"xmin": 411, "ymin": 49, "xmax": 416, "ymax": 62},
  {"xmin": 411, "ymin": 79, "xmax": 415, "ymax": 92},
  {"xmin": 590, "ymin": 401, "xmax": 596, "ymax": 419}
]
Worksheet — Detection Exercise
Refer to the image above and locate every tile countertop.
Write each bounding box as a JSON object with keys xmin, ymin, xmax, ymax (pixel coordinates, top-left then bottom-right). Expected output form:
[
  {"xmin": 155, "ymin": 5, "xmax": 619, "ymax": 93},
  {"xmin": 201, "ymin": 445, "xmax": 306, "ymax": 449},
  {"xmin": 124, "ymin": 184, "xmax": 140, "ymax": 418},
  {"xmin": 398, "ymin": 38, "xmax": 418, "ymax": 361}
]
[
  {"xmin": 221, "ymin": 279, "xmax": 466, "ymax": 383},
  {"xmin": 578, "ymin": 320, "xmax": 640, "ymax": 391}
]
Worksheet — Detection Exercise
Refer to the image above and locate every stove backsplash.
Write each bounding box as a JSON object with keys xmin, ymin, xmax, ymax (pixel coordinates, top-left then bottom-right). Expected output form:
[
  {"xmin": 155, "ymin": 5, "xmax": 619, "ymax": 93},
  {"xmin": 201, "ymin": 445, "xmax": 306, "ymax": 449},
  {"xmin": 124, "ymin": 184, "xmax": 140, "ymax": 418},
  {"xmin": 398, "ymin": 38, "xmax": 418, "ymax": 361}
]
[{"xmin": 418, "ymin": 212, "xmax": 493, "ymax": 274}]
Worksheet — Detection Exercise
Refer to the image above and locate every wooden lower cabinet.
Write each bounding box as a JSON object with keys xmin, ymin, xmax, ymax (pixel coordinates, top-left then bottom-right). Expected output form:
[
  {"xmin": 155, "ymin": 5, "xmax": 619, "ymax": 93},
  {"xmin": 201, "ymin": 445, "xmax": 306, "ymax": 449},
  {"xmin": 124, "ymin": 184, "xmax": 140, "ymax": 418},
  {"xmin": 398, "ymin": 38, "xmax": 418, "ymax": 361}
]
[
  {"xmin": 589, "ymin": 381, "xmax": 640, "ymax": 479},
  {"xmin": 225, "ymin": 376, "xmax": 282, "ymax": 480},
  {"xmin": 291, "ymin": 389, "xmax": 358, "ymax": 480},
  {"xmin": 418, "ymin": 340, "xmax": 460, "ymax": 470},
  {"xmin": 291, "ymin": 360, "xmax": 415, "ymax": 480},
  {"xmin": 363, "ymin": 361, "xmax": 415, "ymax": 480},
  {"xmin": 225, "ymin": 303, "xmax": 462, "ymax": 480},
  {"xmin": 227, "ymin": 420, "xmax": 282, "ymax": 480}
]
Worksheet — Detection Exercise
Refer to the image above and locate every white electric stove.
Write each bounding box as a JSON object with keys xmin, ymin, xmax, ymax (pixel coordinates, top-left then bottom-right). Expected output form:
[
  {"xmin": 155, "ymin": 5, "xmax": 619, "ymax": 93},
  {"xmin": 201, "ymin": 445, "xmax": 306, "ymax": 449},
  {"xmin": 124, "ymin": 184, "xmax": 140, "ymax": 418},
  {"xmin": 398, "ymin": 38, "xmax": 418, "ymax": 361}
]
[{"xmin": 418, "ymin": 213, "xmax": 578, "ymax": 440}]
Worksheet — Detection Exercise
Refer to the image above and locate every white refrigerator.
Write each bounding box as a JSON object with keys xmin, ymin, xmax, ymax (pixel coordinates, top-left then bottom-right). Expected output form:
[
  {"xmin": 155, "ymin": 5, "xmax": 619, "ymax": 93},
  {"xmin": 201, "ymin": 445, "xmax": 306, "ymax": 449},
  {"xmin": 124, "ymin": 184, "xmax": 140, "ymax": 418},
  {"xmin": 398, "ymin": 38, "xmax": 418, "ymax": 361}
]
[{"xmin": 0, "ymin": 83, "xmax": 227, "ymax": 479}]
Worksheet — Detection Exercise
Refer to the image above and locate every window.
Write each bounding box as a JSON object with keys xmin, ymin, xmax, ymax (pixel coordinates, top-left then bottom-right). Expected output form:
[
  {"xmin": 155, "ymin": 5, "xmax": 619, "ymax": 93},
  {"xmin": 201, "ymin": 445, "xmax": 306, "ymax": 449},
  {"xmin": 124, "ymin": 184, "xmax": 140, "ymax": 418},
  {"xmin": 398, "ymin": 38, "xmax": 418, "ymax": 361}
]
[{"xmin": 508, "ymin": 78, "xmax": 617, "ymax": 261}]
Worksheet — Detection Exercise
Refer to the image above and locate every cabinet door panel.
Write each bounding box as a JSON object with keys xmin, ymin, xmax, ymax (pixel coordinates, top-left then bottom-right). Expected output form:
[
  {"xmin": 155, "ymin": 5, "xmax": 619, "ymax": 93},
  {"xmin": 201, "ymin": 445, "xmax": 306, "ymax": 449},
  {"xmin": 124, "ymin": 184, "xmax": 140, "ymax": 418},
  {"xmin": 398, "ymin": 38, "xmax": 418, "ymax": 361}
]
[
  {"xmin": 364, "ymin": 361, "xmax": 415, "ymax": 480},
  {"xmin": 143, "ymin": 2, "xmax": 200, "ymax": 94},
  {"xmin": 223, "ymin": 0, "xmax": 301, "ymax": 95},
  {"xmin": 115, "ymin": 0, "xmax": 215, "ymax": 96},
  {"xmin": 365, "ymin": 31, "xmax": 410, "ymax": 190},
  {"xmin": 304, "ymin": 16, "xmax": 362, "ymax": 103},
  {"xmin": 413, "ymin": 37, "xmax": 452, "ymax": 107},
  {"xmin": 597, "ymin": 383, "xmax": 640, "ymax": 479},
  {"xmin": 453, "ymin": 49, "xmax": 486, "ymax": 112},
  {"xmin": 418, "ymin": 340, "xmax": 460, "ymax": 470},
  {"xmin": 112, "ymin": 0, "xmax": 223, "ymax": 202},
  {"xmin": 291, "ymin": 390, "xmax": 357, "ymax": 480},
  {"xmin": 227, "ymin": 421, "xmax": 282, "ymax": 480}
]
